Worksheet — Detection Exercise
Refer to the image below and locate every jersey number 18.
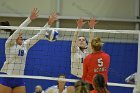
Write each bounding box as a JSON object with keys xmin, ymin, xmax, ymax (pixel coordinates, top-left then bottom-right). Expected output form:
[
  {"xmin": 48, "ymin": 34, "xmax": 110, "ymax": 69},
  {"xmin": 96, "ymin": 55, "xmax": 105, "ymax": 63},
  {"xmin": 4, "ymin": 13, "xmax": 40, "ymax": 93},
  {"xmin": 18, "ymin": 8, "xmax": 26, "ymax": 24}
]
[{"xmin": 18, "ymin": 49, "xmax": 24, "ymax": 56}]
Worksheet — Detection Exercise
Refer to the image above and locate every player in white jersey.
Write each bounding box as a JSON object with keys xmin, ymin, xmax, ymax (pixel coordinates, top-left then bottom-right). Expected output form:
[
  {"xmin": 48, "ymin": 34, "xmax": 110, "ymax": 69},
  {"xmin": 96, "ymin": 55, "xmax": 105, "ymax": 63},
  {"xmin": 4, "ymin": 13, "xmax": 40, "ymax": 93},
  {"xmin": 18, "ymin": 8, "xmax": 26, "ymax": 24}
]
[
  {"xmin": 125, "ymin": 73, "xmax": 140, "ymax": 93},
  {"xmin": 125, "ymin": 73, "xmax": 136, "ymax": 84},
  {"xmin": 45, "ymin": 74, "xmax": 67, "ymax": 93},
  {"xmin": 0, "ymin": 8, "xmax": 57, "ymax": 93},
  {"xmin": 133, "ymin": 88, "xmax": 140, "ymax": 93},
  {"xmin": 69, "ymin": 18, "xmax": 97, "ymax": 84}
]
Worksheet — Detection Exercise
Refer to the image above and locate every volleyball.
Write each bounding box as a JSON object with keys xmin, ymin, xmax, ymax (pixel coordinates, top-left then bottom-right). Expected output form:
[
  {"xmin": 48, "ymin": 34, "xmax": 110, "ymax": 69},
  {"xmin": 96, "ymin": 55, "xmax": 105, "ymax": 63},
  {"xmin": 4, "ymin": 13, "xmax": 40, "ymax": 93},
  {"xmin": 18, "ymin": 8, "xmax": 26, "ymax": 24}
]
[{"xmin": 45, "ymin": 29, "xmax": 59, "ymax": 41}]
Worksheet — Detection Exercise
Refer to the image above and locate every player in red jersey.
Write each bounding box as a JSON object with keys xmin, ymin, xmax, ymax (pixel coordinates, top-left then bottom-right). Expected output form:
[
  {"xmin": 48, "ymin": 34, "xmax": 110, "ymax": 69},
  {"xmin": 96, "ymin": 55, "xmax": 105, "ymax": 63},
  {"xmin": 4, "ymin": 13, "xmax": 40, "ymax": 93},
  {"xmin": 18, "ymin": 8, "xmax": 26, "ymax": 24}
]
[
  {"xmin": 90, "ymin": 74, "xmax": 110, "ymax": 93},
  {"xmin": 82, "ymin": 37, "xmax": 110, "ymax": 91}
]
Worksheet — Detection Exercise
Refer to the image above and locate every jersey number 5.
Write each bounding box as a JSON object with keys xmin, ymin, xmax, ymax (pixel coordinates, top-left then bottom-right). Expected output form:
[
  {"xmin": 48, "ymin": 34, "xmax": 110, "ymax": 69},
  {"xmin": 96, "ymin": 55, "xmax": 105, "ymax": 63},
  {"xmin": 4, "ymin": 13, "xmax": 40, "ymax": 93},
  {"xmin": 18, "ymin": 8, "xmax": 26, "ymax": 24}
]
[{"xmin": 97, "ymin": 58, "xmax": 103, "ymax": 67}]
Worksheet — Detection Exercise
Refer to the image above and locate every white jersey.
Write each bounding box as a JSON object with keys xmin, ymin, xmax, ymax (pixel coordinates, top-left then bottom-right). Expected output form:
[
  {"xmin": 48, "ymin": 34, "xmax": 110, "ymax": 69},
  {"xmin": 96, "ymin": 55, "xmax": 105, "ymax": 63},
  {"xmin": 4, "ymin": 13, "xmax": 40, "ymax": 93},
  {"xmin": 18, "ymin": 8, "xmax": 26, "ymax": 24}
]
[
  {"xmin": 45, "ymin": 85, "xmax": 67, "ymax": 93},
  {"xmin": 71, "ymin": 46, "xmax": 89, "ymax": 78},
  {"xmin": 34, "ymin": 91, "xmax": 45, "ymax": 93},
  {"xmin": 0, "ymin": 17, "xmax": 50, "ymax": 75}
]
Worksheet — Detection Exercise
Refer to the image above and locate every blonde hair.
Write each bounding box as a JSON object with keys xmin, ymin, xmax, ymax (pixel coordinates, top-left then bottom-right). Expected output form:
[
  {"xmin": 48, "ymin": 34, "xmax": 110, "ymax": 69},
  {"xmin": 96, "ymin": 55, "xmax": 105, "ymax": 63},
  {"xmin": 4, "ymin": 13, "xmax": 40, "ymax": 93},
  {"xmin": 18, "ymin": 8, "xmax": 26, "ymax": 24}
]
[
  {"xmin": 91, "ymin": 37, "xmax": 103, "ymax": 51},
  {"xmin": 35, "ymin": 85, "xmax": 42, "ymax": 92}
]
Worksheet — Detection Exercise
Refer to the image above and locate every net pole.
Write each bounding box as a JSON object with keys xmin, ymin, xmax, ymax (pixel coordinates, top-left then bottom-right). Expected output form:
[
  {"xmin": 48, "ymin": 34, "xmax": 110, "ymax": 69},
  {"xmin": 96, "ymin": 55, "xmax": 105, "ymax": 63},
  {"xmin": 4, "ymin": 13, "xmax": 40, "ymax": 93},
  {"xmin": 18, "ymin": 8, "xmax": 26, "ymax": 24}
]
[{"xmin": 136, "ymin": 32, "xmax": 140, "ymax": 91}]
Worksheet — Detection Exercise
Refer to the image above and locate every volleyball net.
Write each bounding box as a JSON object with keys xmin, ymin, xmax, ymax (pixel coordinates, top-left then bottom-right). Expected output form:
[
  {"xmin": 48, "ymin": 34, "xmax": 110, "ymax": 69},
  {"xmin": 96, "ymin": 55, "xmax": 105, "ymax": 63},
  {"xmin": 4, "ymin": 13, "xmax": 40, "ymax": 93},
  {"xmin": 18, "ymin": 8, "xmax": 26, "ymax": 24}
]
[{"xmin": 0, "ymin": 26, "xmax": 139, "ymax": 93}]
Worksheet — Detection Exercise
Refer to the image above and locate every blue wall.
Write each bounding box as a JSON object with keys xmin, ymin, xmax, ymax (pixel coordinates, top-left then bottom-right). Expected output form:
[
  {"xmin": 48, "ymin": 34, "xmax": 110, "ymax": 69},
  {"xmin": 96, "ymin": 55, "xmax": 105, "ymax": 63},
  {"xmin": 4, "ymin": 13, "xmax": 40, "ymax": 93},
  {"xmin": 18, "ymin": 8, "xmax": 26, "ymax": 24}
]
[{"xmin": 0, "ymin": 38, "xmax": 137, "ymax": 93}]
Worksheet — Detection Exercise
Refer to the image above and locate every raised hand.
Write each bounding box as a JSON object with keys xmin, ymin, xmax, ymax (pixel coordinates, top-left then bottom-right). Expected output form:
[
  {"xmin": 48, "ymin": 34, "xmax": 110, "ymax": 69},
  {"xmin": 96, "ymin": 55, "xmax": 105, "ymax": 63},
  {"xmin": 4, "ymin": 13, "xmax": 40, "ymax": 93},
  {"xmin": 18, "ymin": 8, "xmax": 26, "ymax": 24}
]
[
  {"xmin": 76, "ymin": 18, "xmax": 84, "ymax": 29},
  {"xmin": 30, "ymin": 8, "xmax": 39, "ymax": 21},
  {"xmin": 48, "ymin": 13, "xmax": 58, "ymax": 26},
  {"xmin": 88, "ymin": 18, "xmax": 97, "ymax": 29}
]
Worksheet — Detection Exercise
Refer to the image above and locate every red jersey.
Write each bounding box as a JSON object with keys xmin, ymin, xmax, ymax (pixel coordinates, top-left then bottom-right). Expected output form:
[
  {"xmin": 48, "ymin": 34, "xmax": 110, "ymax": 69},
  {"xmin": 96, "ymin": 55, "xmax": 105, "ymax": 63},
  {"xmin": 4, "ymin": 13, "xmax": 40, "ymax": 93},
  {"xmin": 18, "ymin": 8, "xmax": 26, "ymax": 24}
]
[
  {"xmin": 90, "ymin": 89, "xmax": 110, "ymax": 93},
  {"xmin": 82, "ymin": 51, "xmax": 110, "ymax": 84}
]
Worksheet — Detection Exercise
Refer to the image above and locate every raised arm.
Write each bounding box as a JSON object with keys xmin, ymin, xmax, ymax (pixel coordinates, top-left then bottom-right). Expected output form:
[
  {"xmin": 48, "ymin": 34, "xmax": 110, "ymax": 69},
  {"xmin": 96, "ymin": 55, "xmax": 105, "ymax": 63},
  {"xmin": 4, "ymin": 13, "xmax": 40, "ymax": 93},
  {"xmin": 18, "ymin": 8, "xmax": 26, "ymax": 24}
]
[
  {"xmin": 125, "ymin": 73, "xmax": 136, "ymax": 84},
  {"xmin": 71, "ymin": 18, "xmax": 84, "ymax": 53},
  {"xmin": 5, "ymin": 8, "xmax": 39, "ymax": 48},
  {"xmin": 87, "ymin": 18, "xmax": 97, "ymax": 53},
  {"xmin": 24, "ymin": 13, "xmax": 57, "ymax": 50}
]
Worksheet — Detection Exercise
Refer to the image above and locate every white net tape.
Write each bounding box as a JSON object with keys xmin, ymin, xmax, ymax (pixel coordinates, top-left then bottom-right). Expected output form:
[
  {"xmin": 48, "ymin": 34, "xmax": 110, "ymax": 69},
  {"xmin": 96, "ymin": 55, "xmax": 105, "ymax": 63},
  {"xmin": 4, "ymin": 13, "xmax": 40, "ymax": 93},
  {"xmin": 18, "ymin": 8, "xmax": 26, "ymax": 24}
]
[{"xmin": 0, "ymin": 26, "xmax": 140, "ymax": 34}]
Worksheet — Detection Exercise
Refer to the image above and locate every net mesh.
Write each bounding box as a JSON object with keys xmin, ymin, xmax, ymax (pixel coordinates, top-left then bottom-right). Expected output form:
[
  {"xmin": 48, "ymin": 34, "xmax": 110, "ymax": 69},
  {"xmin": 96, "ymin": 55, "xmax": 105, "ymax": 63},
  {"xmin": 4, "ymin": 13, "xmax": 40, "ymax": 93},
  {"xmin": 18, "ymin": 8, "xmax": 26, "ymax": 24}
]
[{"xmin": 0, "ymin": 26, "xmax": 139, "ymax": 93}]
